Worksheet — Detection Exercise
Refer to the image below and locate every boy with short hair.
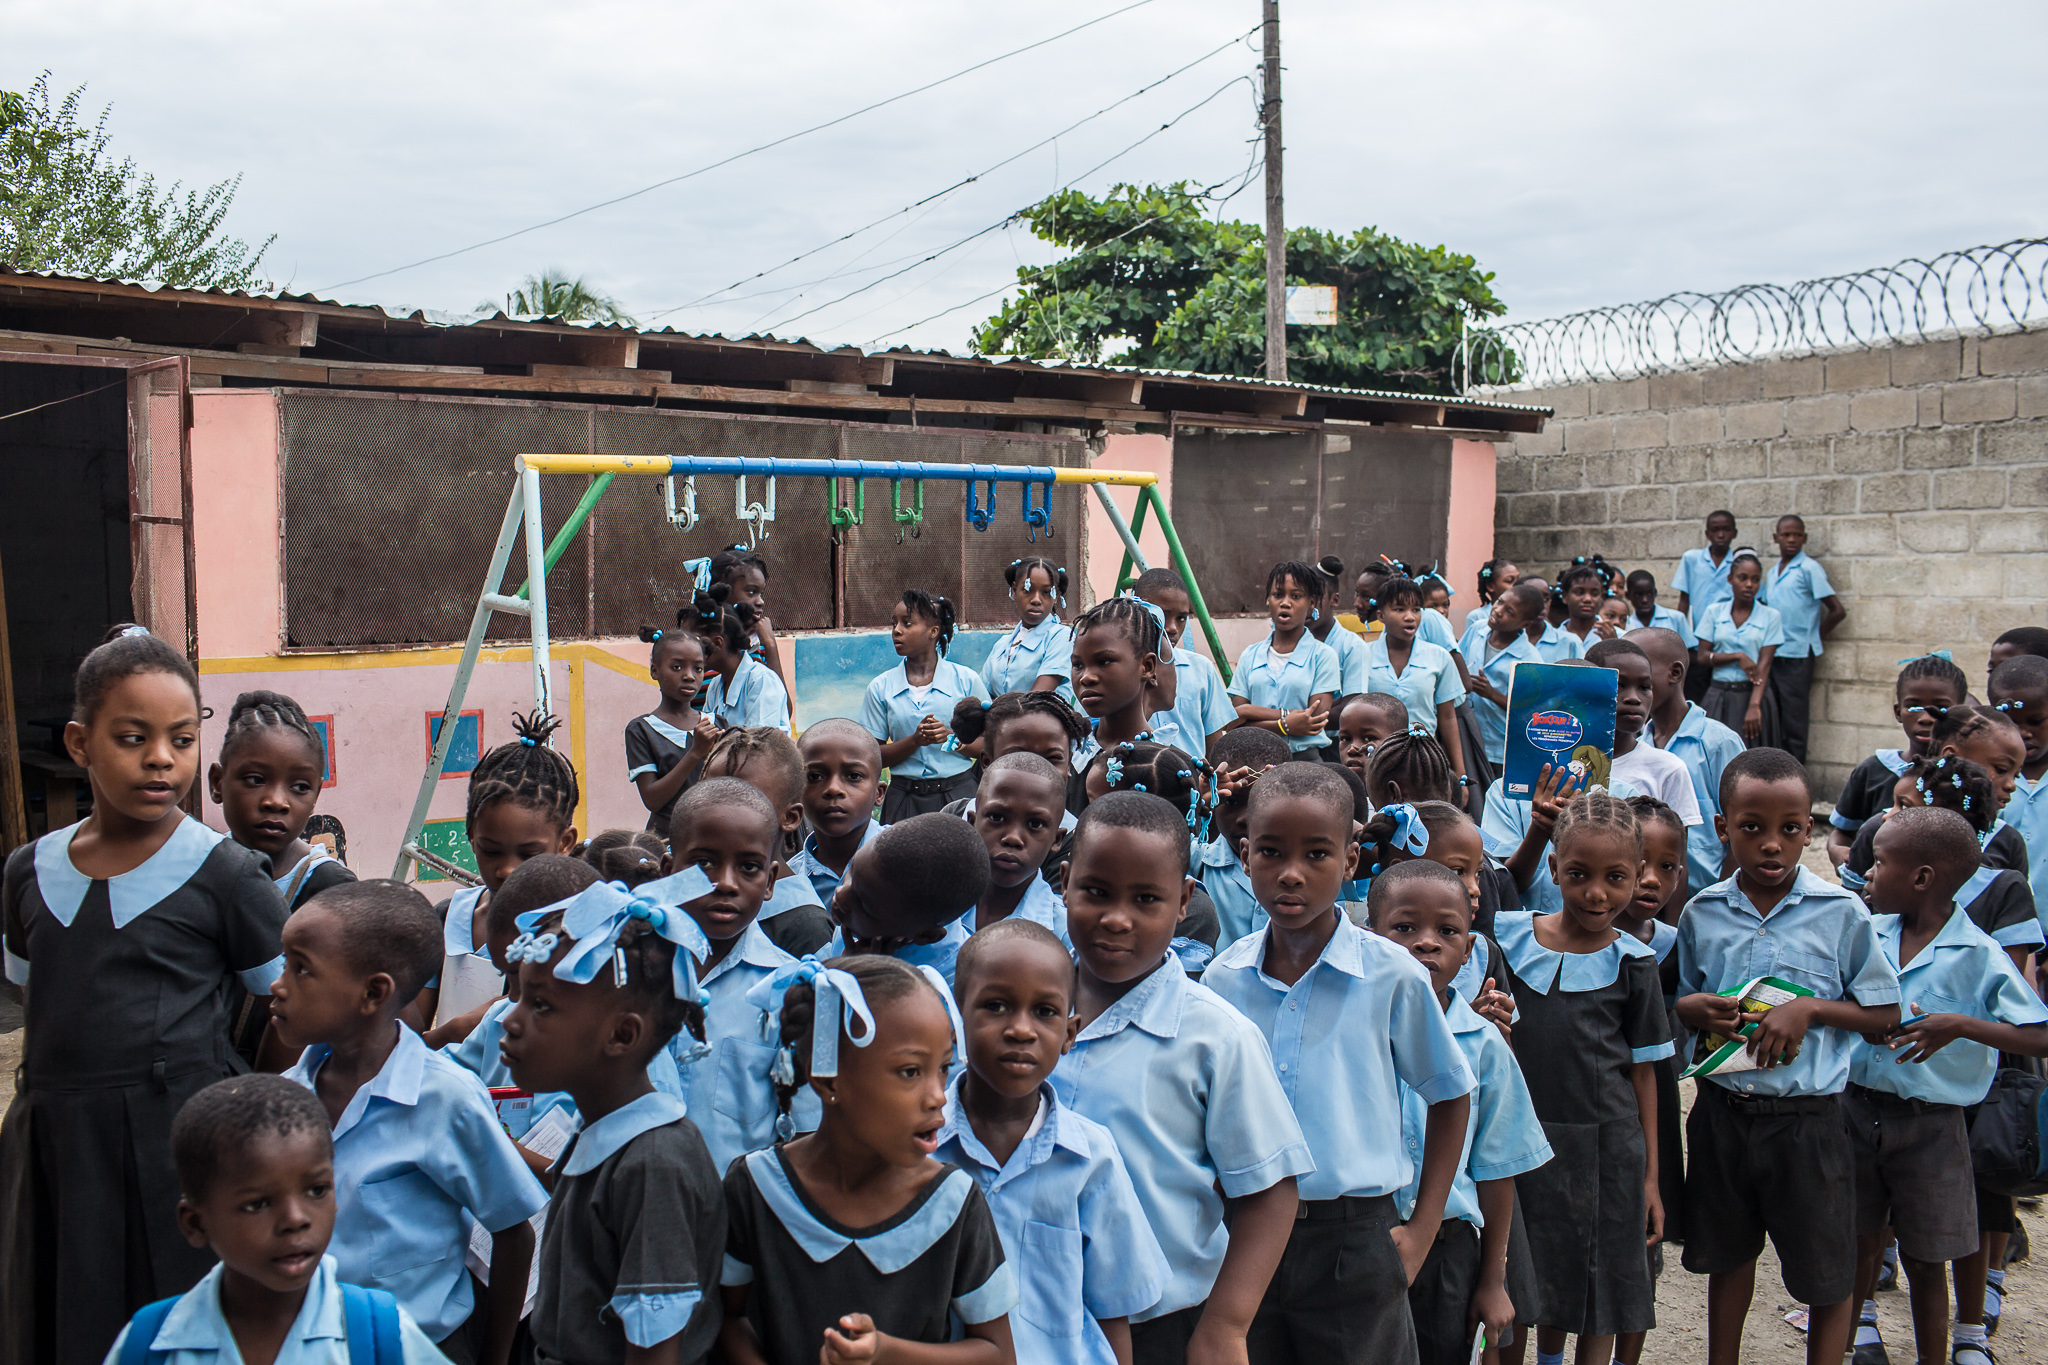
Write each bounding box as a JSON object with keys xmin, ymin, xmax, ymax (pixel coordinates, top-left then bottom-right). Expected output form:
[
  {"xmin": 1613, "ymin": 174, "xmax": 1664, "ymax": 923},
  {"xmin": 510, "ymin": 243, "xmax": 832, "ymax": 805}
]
[
  {"xmin": 1458, "ymin": 582, "xmax": 1546, "ymax": 773},
  {"xmin": 1587, "ymin": 639, "xmax": 1704, "ymax": 832},
  {"xmin": 1634, "ymin": 626, "xmax": 1745, "ymax": 900},
  {"xmin": 1826, "ymin": 655, "xmax": 1971, "ymax": 870},
  {"xmin": 1622, "ymin": 569, "xmax": 1697, "ymax": 649},
  {"xmin": 1674, "ymin": 510, "xmax": 1740, "ymax": 701},
  {"xmin": 107, "ymin": 1073, "xmax": 449, "ymax": 1364},
  {"xmin": 1674, "ymin": 748, "xmax": 1902, "ymax": 1365},
  {"xmin": 826, "ymin": 811, "xmax": 990, "ymax": 986},
  {"xmin": 1756, "ymin": 514, "xmax": 1846, "ymax": 765},
  {"xmin": 937, "ymin": 919, "xmax": 1170, "ymax": 1365},
  {"xmin": 1988, "ymin": 626, "xmax": 2048, "ymax": 691},
  {"xmin": 965, "ymin": 753, "xmax": 1071, "ymax": 941},
  {"xmin": 789, "ymin": 718, "xmax": 883, "ymax": 903},
  {"xmin": 1197, "ymin": 727, "xmax": 1291, "ymax": 944},
  {"xmin": 1053, "ymin": 792, "xmax": 1311, "ymax": 1365},
  {"xmin": 272, "ymin": 880, "xmax": 547, "ymax": 1365},
  {"xmin": 1987, "ymin": 655, "xmax": 2048, "ymax": 914},
  {"xmin": 1207, "ymin": 765, "xmax": 1475, "ymax": 1365},
  {"xmin": 1845, "ymin": 807, "xmax": 2048, "ymax": 1365}
]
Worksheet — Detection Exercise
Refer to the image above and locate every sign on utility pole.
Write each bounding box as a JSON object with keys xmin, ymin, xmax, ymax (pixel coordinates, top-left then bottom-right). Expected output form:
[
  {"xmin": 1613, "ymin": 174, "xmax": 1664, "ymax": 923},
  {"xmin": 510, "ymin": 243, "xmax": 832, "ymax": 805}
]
[{"xmin": 1261, "ymin": 0, "xmax": 1285, "ymax": 382}]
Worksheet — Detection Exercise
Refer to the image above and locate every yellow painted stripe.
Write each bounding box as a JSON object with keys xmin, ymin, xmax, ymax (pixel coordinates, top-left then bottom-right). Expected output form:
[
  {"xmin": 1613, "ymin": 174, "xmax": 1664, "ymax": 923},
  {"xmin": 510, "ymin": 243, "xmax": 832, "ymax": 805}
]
[
  {"xmin": 569, "ymin": 654, "xmax": 589, "ymax": 836},
  {"xmin": 1054, "ymin": 467, "xmax": 1156, "ymax": 486},
  {"xmin": 579, "ymin": 647, "xmax": 654, "ymax": 683},
  {"xmin": 517, "ymin": 453, "xmax": 675, "ymax": 475}
]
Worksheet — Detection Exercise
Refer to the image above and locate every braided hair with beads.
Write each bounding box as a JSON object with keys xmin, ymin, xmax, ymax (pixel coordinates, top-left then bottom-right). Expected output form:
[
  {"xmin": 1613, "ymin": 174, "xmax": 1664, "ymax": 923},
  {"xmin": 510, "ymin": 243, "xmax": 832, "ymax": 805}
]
[
  {"xmin": 1553, "ymin": 789, "xmax": 1643, "ymax": 857},
  {"xmin": 1363, "ymin": 726, "xmax": 1456, "ymax": 807},
  {"xmin": 768, "ymin": 955, "xmax": 936, "ymax": 1123},
  {"xmin": 465, "ymin": 710, "xmax": 579, "ymax": 837},
  {"xmin": 1070, "ymin": 593, "xmax": 1164, "ymax": 660},
  {"xmin": 220, "ymin": 690, "xmax": 326, "ymax": 770}
]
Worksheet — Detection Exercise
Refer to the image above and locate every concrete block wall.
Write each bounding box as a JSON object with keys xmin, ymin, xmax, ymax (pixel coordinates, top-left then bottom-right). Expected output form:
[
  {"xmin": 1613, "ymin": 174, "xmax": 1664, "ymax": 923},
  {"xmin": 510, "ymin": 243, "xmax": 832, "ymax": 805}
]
[{"xmin": 1489, "ymin": 332, "xmax": 2048, "ymax": 798}]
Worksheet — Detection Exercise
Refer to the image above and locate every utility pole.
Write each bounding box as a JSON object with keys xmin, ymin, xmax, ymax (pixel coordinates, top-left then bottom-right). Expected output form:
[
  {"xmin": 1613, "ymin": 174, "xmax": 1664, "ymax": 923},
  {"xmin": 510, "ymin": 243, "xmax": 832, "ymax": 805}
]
[{"xmin": 1261, "ymin": 0, "xmax": 1286, "ymax": 382}]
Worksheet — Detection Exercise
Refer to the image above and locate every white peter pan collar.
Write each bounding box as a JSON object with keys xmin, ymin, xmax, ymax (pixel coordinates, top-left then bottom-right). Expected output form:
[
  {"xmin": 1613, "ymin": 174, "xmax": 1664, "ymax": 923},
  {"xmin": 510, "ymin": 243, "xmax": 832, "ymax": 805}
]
[
  {"xmin": 1495, "ymin": 910, "xmax": 1654, "ymax": 994},
  {"xmin": 746, "ymin": 1146, "xmax": 975, "ymax": 1269},
  {"xmin": 562, "ymin": 1090, "xmax": 691, "ymax": 1176},
  {"xmin": 34, "ymin": 815, "xmax": 226, "ymax": 929}
]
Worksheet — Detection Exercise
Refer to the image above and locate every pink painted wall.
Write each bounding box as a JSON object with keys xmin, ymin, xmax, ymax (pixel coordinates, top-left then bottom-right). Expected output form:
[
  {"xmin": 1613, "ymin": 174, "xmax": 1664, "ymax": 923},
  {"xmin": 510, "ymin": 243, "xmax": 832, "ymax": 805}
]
[
  {"xmin": 1084, "ymin": 431, "xmax": 1173, "ymax": 600},
  {"xmin": 190, "ymin": 391, "xmax": 282, "ymax": 657},
  {"xmin": 1444, "ymin": 439, "xmax": 1498, "ymax": 619}
]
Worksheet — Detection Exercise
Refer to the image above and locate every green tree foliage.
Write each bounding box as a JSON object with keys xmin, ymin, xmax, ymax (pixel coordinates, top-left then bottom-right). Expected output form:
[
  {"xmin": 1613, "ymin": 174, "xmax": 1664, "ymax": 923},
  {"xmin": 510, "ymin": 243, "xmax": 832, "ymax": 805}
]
[
  {"xmin": 487, "ymin": 270, "xmax": 636, "ymax": 326},
  {"xmin": 0, "ymin": 73, "xmax": 273, "ymax": 292},
  {"xmin": 970, "ymin": 182, "xmax": 1513, "ymax": 391}
]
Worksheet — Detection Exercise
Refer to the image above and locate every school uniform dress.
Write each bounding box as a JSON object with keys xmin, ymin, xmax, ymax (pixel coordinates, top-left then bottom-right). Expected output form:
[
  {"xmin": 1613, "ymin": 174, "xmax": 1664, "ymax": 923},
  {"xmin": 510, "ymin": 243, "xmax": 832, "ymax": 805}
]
[
  {"xmin": 1491, "ymin": 914, "xmax": 1670, "ymax": 1337},
  {"xmin": 230, "ymin": 849, "xmax": 356, "ymax": 1064},
  {"xmin": 446, "ymin": 993, "xmax": 688, "ymax": 1139},
  {"xmin": 1194, "ymin": 834, "xmax": 1263, "ymax": 944},
  {"xmin": 1830, "ymin": 748, "xmax": 1913, "ymax": 841},
  {"xmin": 531, "ymin": 1091, "xmax": 726, "ymax": 1365},
  {"xmin": 1840, "ymin": 815, "xmax": 2046, "ymax": 953},
  {"xmin": 677, "ymin": 922, "xmax": 816, "ymax": 1179},
  {"xmin": 1364, "ymin": 637, "xmax": 1465, "ymax": 739},
  {"xmin": 1395, "ymin": 995, "xmax": 1554, "ymax": 1365},
  {"xmin": 104, "ymin": 1256, "xmax": 449, "ymax": 1365},
  {"xmin": 1675, "ymin": 867, "xmax": 1902, "ymax": 1306},
  {"xmin": 1208, "ymin": 919, "xmax": 1476, "ymax": 1365},
  {"xmin": 935, "ymin": 1079, "xmax": 1170, "ymax": 1365},
  {"xmin": 983, "ymin": 616, "xmax": 1074, "ymax": 696},
  {"xmin": 1623, "ymin": 604, "xmax": 1697, "ymax": 649},
  {"xmin": 862, "ymin": 659, "xmax": 991, "ymax": 821},
  {"xmin": 283, "ymin": 1025, "xmax": 549, "ymax": 1345},
  {"xmin": 1844, "ymin": 911, "xmax": 2048, "ymax": 1264},
  {"xmin": 786, "ymin": 820, "xmax": 882, "ymax": 905},
  {"xmin": 1230, "ymin": 633, "xmax": 1341, "ymax": 754},
  {"xmin": 1756, "ymin": 552, "xmax": 1836, "ymax": 763},
  {"xmin": 1164, "ymin": 643, "xmax": 1237, "ymax": 756},
  {"xmin": 624, "ymin": 713, "xmax": 700, "ymax": 833},
  {"xmin": 1646, "ymin": 704, "xmax": 1746, "ymax": 898},
  {"xmin": 1478, "ymin": 777, "xmax": 1643, "ymax": 917},
  {"xmin": 1050, "ymin": 954, "xmax": 1313, "ymax": 1361},
  {"xmin": 721, "ymin": 1147, "xmax": 1017, "ymax": 1365},
  {"xmin": 1458, "ymin": 620, "xmax": 1542, "ymax": 767},
  {"xmin": 0, "ymin": 817, "xmax": 288, "ymax": 1365},
  {"xmin": 704, "ymin": 657, "xmax": 791, "ymax": 732},
  {"xmin": 1693, "ymin": 599, "xmax": 1784, "ymax": 740}
]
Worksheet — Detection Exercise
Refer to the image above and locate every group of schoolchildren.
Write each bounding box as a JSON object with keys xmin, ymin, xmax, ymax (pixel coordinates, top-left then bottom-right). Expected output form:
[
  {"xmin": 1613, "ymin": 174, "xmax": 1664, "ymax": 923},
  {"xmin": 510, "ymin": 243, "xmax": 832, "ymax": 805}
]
[{"xmin": 9, "ymin": 521, "xmax": 2048, "ymax": 1365}]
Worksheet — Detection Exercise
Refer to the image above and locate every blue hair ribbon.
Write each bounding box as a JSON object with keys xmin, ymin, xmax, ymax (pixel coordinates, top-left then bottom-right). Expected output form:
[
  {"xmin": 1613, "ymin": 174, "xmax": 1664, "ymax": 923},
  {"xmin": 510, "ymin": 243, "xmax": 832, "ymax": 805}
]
[
  {"xmin": 1379, "ymin": 802, "xmax": 1431, "ymax": 857},
  {"xmin": 1896, "ymin": 649, "xmax": 1954, "ymax": 665},
  {"xmin": 514, "ymin": 867, "xmax": 716, "ymax": 1012},
  {"xmin": 682, "ymin": 557, "xmax": 714, "ymax": 596},
  {"xmin": 745, "ymin": 957, "xmax": 875, "ymax": 1080}
]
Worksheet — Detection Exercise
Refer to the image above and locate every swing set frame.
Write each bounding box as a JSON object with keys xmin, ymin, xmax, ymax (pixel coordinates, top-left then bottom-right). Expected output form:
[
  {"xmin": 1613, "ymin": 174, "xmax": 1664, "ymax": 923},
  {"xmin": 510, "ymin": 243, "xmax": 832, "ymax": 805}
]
[{"xmin": 393, "ymin": 452, "xmax": 1224, "ymax": 882}]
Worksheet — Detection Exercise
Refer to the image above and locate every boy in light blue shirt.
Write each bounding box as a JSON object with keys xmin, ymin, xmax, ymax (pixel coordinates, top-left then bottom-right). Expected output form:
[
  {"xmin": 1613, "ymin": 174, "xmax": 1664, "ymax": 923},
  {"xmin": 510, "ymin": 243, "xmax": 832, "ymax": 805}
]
[
  {"xmin": 1622, "ymin": 569, "xmax": 1697, "ymax": 648},
  {"xmin": 1988, "ymin": 655, "xmax": 2048, "ymax": 914},
  {"xmin": 1206, "ymin": 767, "xmax": 1474, "ymax": 1365},
  {"xmin": 1370, "ymin": 861, "xmax": 1553, "ymax": 1365},
  {"xmin": 1672, "ymin": 509, "xmax": 1739, "ymax": 626},
  {"xmin": 1052, "ymin": 792, "xmax": 1311, "ymax": 1365},
  {"xmin": 1756, "ymin": 514, "xmax": 1845, "ymax": 764},
  {"xmin": 938, "ymin": 920, "xmax": 1171, "ymax": 1365},
  {"xmin": 271, "ymin": 882, "xmax": 546, "ymax": 1361},
  {"xmin": 1674, "ymin": 748, "xmax": 1900, "ymax": 1365},
  {"xmin": 106, "ymin": 1074, "xmax": 448, "ymax": 1365},
  {"xmin": 789, "ymin": 719, "xmax": 884, "ymax": 903},
  {"xmin": 1844, "ymin": 808, "xmax": 2048, "ymax": 1365}
]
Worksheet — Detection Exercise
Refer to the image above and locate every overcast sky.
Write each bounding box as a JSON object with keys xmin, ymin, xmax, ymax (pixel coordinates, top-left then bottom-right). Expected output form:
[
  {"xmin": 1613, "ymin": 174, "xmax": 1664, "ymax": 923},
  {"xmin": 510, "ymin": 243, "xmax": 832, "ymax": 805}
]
[{"xmin": 9, "ymin": 1, "xmax": 2046, "ymax": 357}]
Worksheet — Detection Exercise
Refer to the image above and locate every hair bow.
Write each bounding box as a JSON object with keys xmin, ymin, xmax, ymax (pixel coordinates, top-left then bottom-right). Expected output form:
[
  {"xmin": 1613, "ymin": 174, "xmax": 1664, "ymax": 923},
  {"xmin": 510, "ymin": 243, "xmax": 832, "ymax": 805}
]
[
  {"xmin": 1120, "ymin": 591, "xmax": 1173, "ymax": 658},
  {"xmin": 504, "ymin": 931, "xmax": 559, "ymax": 965},
  {"xmin": 1405, "ymin": 723, "xmax": 1432, "ymax": 739},
  {"xmin": 1104, "ymin": 756, "xmax": 1124, "ymax": 786},
  {"xmin": 916, "ymin": 964, "xmax": 967, "ymax": 1072},
  {"xmin": 1378, "ymin": 802, "xmax": 1431, "ymax": 857},
  {"xmin": 682, "ymin": 557, "xmax": 714, "ymax": 596},
  {"xmin": 1896, "ymin": 649, "xmax": 1954, "ymax": 665},
  {"xmin": 745, "ymin": 957, "xmax": 877, "ymax": 1080},
  {"xmin": 516, "ymin": 868, "xmax": 715, "ymax": 1006}
]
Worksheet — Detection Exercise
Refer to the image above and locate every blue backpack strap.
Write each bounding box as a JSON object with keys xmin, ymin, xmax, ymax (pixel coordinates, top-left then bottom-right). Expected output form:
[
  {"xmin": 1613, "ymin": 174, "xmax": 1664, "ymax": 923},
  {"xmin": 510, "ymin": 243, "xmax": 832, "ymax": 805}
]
[
  {"xmin": 118, "ymin": 1296, "xmax": 182, "ymax": 1365},
  {"xmin": 338, "ymin": 1282, "xmax": 405, "ymax": 1365}
]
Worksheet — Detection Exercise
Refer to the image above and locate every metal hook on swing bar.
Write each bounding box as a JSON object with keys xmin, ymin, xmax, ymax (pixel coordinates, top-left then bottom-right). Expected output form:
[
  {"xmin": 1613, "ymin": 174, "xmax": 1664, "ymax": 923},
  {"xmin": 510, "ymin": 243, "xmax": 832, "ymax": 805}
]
[
  {"xmin": 828, "ymin": 476, "xmax": 865, "ymax": 543},
  {"xmin": 736, "ymin": 474, "xmax": 777, "ymax": 548},
  {"xmin": 1021, "ymin": 478, "xmax": 1054, "ymax": 542},
  {"xmin": 964, "ymin": 477, "xmax": 997, "ymax": 532},
  {"xmin": 891, "ymin": 478, "xmax": 924, "ymax": 544},
  {"xmin": 664, "ymin": 472, "xmax": 699, "ymax": 532}
]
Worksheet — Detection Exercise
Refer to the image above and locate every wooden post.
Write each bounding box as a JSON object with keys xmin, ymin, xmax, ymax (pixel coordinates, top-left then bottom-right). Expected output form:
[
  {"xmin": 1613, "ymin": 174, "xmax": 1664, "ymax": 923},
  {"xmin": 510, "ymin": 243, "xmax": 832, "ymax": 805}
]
[
  {"xmin": 0, "ymin": 552, "xmax": 27, "ymax": 854},
  {"xmin": 1261, "ymin": 0, "xmax": 1286, "ymax": 383}
]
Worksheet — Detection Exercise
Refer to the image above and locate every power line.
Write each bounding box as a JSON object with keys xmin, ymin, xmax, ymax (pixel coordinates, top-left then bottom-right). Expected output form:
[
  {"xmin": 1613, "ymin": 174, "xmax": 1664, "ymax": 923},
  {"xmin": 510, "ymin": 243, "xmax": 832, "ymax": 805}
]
[
  {"xmin": 756, "ymin": 73, "xmax": 1254, "ymax": 337},
  {"xmin": 640, "ymin": 26, "xmax": 1257, "ymax": 324},
  {"xmin": 312, "ymin": 0, "xmax": 1160, "ymax": 294}
]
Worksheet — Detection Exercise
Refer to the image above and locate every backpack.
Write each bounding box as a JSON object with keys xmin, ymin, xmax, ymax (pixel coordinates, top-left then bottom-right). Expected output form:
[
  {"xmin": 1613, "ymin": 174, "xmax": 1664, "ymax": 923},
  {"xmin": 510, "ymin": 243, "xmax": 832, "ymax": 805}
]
[
  {"xmin": 1968, "ymin": 1067, "xmax": 2048, "ymax": 1197},
  {"xmin": 120, "ymin": 1280, "xmax": 402, "ymax": 1365}
]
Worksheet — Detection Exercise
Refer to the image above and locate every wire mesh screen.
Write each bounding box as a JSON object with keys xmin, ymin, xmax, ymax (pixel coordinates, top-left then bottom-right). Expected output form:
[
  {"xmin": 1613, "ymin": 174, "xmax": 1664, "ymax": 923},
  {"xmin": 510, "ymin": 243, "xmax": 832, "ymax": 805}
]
[
  {"xmin": 281, "ymin": 393, "xmax": 594, "ymax": 648},
  {"xmin": 1318, "ymin": 430, "xmax": 1452, "ymax": 589},
  {"xmin": 589, "ymin": 411, "xmax": 837, "ymax": 633},
  {"xmin": 280, "ymin": 390, "xmax": 1088, "ymax": 648}
]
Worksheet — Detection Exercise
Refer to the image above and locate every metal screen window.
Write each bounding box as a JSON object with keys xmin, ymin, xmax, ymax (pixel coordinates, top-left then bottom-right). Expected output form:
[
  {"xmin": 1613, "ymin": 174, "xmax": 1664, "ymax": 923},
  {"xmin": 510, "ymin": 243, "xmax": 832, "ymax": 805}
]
[{"xmin": 280, "ymin": 390, "xmax": 1087, "ymax": 649}]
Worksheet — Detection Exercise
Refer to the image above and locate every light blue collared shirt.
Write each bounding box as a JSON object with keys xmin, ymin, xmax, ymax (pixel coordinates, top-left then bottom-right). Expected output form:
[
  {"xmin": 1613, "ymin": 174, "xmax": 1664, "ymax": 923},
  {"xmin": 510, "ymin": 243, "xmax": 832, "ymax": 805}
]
[
  {"xmin": 757, "ymin": 864, "xmax": 828, "ymax": 923},
  {"xmin": 1458, "ymin": 619, "xmax": 1544, "ymax": 765},
  {"xmin": 1624, "ymin": 603, "xmax": 1698, "ymax": 649},
  {"xmin": 984, "ymin": 616, "xmax": 1074, "ymax": 696},
  {"xmin": 1322, "ymin": 623, "xmax": 1371, "ymax": 695},
  {"xmin": 935, "ymin": 1080, "xmax": 1170, "ymax": 1365},
  {"xmin": 861, "ymin": 659, "xmax": 991, "ymax": 780},
  {"xmin": 1229, "ymin": 634, "xmax": 1341, "ymax": 753},
  {"xmin": 962, "ymin": 873, "xmax": 1072, "ymax": 948},
  {"xmin": 1676, "ymin": 867, "xmax": 1902, "ymax": 1098},
  {"xmin": 1479, "ymin": 777, "xmax": 1641, "ymax": 917},
  {"xmin": 2003, "ymin": 774, "xmax": 2048, "ymax": 914},
  {"xmin": 1394, "ymin": 994, "xmax": 1552, "ymax": 1226},
  {"xmin": 787, "ymin": 820, "xmax": 883, "ymax": 904},
  {"xmin": 1421, "ymin": 608, "xmax": 1460, "ymax": 653},
  {"xmin": 1165, "ymin": 644, "xmax": 1237, "ymax": 754},
  {"xmin": 1758, "ymin": 552, "xmax": 1837, "ymax": 659},
  {"xmin": 1364, "ymin": 637, "xmax": 1465, "ymax": 737},
  {"xmin": 1851, "ymin": 908, "xmax": 2048, "ymax": 1107},
  {"xmin": 1695, "ymin": 600, "xmax": 1785, "ymax": 684},
  {"xmin": 1647, "ymin": 703, "xmax": 1746, "ymax": 897},
  {"xmin": 1531, "ymin": 620, "xmax": 1586, "ymax": 664},
  {"xmin": 1195, "ymin": 835, "xmax": 1264, "ymax": 943},
  {"xmin": 283, "ymin": 1025, "xmax": 548, "ymax": 1339},
  {"xmin": 103, "ymin": 1256, "xmax": 447, "ymax": 1365},
  {"xmin": 1050, "ymin": 954, "xmax": 1313, "ymax": 1319},
  {"xmin": 705, "ymin": 656, "xmax": 791, "ymax": 731},
  {"xmin": 1207, "ymin": 916, "xmax": 1474, "ymax": 1201},
  {"xmin": 822, "ymin": 917, "xmax": 973, "ymax": 987},
  {"xmin": 677, "ymin": 921, "xmax": 821, "ymax": 1177},
  {"xmin": 1673, "ymin": 546, "xmax": 1736, "ymax": 626}
]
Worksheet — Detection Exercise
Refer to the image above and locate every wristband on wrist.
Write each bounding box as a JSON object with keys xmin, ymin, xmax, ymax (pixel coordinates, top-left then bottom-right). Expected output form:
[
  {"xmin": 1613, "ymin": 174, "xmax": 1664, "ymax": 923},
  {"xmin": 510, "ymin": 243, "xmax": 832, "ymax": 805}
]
[{"xmin": 1277, "ymin": 711, "xmax": 1290, "ymax": 736}]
